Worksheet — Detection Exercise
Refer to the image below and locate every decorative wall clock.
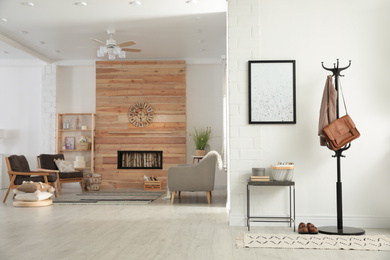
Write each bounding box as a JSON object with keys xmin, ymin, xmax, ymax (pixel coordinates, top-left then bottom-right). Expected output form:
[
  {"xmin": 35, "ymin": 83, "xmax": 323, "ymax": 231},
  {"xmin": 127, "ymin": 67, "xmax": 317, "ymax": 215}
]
[{"xmin": 128, "ymin": 102, "xmax": 154, "ymax": 127}]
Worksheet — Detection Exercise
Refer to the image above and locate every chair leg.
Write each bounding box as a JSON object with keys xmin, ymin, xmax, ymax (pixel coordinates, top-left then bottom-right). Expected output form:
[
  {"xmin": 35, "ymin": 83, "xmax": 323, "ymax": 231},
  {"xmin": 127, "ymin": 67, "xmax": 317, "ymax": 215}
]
[
  {"xmin": 3, "ymin": 175, "xmax": 16, "ymax": 203},
  {"xmin": 171, "ymin": 191, "xmax": 176, "ymax": 204},
  {"xmin": 178, "ymin": 191, "xmax": 181, "ymax": 198},
  {"xmin": 79, "ymin": 181, "xmax": 84, "ymax": 193},
  {"xmin": 44, "ymin": 176, "xmax": 57, "ymax": 198},
  {"xmin": 56, "ymin": 173, "xmax": 62, "ymax": 195},
  {"xmin": 206, "ymin": 191, "xmax": 211, "ymax": 204},
  {"xmin": 3, "ymin": 186, "xmax": 12, "ymax": 203}
]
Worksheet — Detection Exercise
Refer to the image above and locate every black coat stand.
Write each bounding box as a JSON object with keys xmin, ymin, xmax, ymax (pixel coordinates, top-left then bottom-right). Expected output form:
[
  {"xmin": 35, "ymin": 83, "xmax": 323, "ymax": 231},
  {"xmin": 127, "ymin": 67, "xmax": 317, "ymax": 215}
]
[{"xmin": 318, "ymin": 59, "xmax": 365, "ymax": 235}]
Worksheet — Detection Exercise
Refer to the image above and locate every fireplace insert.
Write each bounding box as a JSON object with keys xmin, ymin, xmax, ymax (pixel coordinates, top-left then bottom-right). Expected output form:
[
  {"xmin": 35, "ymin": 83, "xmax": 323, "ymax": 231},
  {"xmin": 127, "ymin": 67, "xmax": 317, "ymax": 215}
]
[{"xmin": 117, "ymin": 151, "xmax": 163, "ymax": 169}]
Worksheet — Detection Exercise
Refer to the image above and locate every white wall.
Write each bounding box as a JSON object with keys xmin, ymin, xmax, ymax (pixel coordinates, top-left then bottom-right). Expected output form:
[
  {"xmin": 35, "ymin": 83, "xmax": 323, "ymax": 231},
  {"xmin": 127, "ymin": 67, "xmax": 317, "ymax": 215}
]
[
  {"xmin": 228, "ymin": 0, "xmax": 390, "ymax": 228},
  {"xmin": 57, "ymin": 66, "xmax": 96, "ymax": 113},
  {"xmin": 186, "ymin": 64, "xmax": 226, "ymax": 187},
  {"xmin": 0, "ymin": 64, "xmax": 44, "ymax": 188}
]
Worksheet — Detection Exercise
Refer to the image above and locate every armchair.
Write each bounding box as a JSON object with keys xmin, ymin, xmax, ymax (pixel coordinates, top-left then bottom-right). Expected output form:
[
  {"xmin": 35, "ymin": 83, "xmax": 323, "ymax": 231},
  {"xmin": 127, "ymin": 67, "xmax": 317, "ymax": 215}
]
[
  {"xmin": 37, "ymin": 154, "xmax": 84, "ymax": 194},
  {"xmin": 3, "ymin": 155, "xmax": 59, "ymax": 203},
  {"xmin": 167, "ymin": 151, "xmax": 222, "ymax": 204}
]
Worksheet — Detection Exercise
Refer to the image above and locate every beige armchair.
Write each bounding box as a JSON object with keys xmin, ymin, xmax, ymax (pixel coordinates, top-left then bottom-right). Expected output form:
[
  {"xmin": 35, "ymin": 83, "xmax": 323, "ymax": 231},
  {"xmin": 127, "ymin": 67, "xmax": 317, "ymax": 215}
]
[{"xmin": 168, "ymin": 151, "xmax": 221, "ymax": 204}]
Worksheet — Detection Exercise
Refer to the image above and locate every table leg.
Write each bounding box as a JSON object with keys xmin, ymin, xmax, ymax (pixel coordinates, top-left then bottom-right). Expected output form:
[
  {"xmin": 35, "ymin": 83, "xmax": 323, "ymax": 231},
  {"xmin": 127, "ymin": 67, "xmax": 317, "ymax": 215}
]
[
  {"xmin": 293, "ymin": 184, "xmax": 296, "ymax": 232},
  {"xmin": 289, "ymin": 186, "xmax": 292, "ymax": 228},
  {"xmin": 247, "ymin": 184, "xmax": 250, "ymax": 231}
]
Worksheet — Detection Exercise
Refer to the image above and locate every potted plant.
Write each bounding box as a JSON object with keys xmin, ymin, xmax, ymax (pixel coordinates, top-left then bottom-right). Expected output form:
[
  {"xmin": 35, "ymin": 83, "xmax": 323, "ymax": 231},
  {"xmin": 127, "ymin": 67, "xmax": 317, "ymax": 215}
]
[{"xmin": 189, "ymin": 126, "xmax": 212, "ymax": 156}]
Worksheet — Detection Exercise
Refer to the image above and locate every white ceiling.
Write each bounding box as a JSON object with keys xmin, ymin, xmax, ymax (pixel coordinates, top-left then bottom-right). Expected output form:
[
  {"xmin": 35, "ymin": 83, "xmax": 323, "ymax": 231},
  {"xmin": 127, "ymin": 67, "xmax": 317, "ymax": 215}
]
[{"xmin": 0, "ymin": 0, "xmax": 227, "ymax": 63}]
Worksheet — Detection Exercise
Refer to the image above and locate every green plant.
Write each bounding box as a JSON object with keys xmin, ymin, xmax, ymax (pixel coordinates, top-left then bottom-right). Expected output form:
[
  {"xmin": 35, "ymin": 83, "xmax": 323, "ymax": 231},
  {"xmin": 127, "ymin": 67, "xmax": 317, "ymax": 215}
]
[{"xmin": 189, "ymin": 126, "xmax": 212, "ymax": 150}]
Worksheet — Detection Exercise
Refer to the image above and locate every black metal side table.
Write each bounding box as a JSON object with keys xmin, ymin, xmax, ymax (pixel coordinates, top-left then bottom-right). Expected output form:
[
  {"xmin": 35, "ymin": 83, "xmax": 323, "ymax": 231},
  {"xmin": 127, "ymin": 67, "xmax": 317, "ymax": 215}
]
[{"xmin": 247, "ymin": 180, "xmax": 295, "ymax": 231}]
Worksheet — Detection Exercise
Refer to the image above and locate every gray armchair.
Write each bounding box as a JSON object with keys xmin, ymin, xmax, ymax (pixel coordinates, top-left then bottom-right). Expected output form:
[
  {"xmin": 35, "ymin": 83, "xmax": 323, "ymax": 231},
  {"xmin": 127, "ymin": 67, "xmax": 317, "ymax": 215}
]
[{"xmin": 168, "ymin": 151, "xmax": 221, "ymax": 204}]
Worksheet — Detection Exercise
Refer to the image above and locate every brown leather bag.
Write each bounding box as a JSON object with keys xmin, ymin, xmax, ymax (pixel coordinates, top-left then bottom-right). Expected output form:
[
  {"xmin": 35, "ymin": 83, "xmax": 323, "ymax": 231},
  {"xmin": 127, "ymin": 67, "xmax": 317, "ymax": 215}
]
[
  {"xmin": 322, "ymin": 114, "xmax": 360, "ymax": 151},
  {"xmin": 322, "ymin": 79, "xmax": 360, "ymax": 151}
]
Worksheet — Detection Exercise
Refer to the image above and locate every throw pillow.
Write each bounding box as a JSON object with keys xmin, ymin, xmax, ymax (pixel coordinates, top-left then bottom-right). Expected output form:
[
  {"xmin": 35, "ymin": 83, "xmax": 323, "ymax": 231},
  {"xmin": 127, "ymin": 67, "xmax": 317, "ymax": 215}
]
[
  {"xmin": 14, "ymin": 181, "xmax": 54, "ymax": 193},
  {"xmin": 14, "ymin": 191, "xmax": 53, "ymax": 201},
  {"xmin": 54, "ymin": 159, "xmax": 75, "ymax": 172}
]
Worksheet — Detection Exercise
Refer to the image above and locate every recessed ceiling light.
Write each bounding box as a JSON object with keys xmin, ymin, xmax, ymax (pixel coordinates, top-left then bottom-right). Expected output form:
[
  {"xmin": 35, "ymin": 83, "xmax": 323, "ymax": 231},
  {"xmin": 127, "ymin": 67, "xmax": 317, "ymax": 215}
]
[
  {"xmin": 129, "ymin": 1, "xmax": 141, "ymax": 6},
  {"xmin": 0, "ymin": 18, "xmax": 7, "ymax": 22},
  {"xmin": 21, "ymin": 2, "xmax": 34, "ymax": 7},
  {"xmin": 74, "ymin": 2, "xmax": 87, "ymax": 6},
  {"xmin": 186, "ymin": 0, "xmax": 197, "ymax": 4}
]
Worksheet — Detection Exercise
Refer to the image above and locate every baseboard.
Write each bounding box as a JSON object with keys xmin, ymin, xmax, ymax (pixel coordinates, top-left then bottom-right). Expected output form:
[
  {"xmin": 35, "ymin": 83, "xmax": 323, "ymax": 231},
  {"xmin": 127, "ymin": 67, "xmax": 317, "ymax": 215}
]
[{"xmin": 229, "ymin": 214, "xmax": 390, "ymax": 229}]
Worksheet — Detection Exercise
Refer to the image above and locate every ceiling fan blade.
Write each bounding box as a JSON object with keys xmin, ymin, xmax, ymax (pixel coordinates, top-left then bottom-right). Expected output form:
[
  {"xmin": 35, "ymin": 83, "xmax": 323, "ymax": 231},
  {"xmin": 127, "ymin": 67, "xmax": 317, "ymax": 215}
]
[
  {"xmin": 122, "ymin": 48, "xmax": 142, "ymax": 52},
  {"xmin": 91, "ymin": 38, "xmax": 105, "ymax": 45},
  {"xmin": 118, "ymin": 41, "xmax": 136, "ymax": 47}
]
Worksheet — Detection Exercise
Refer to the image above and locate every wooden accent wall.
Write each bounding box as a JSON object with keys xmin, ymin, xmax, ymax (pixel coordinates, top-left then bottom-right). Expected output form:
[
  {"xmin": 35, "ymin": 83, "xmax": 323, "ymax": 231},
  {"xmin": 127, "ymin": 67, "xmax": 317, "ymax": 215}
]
[{"xmin": 95, "ymin": 60, "xmax": 186, "ymax": 189}]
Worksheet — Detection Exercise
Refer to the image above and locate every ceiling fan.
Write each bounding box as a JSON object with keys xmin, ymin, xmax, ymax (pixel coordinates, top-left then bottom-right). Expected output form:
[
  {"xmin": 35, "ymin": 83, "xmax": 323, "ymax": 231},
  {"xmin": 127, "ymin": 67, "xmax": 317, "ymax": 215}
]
[{"xmin": 92, "ymin": 30, "xmax": 141, "ymax": 59}]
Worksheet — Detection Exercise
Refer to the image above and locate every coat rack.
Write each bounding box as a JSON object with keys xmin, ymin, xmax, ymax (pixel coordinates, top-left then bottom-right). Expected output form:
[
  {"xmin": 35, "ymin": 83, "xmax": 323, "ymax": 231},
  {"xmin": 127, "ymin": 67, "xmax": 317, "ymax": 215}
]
[{"xmin": 319, "ymin": 59, "xmax": 365, "ymax": 235}]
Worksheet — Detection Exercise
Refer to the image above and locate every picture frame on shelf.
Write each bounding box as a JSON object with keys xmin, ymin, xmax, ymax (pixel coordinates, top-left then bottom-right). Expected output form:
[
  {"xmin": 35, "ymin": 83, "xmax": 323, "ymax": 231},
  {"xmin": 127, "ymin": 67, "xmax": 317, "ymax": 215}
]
[
  {"xmin": 248, "ymin": 60, "xmax": 296, "ymax": 124},
  {"xmin": 65, "ymin": 137, "xmax": 75, "ymax": 150}
]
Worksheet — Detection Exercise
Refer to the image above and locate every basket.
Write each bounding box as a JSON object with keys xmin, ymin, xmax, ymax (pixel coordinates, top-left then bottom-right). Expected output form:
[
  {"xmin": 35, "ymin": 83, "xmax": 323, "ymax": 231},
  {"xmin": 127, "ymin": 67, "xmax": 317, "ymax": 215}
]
[
  {"xmin": 271, "ymin": 165, "xmax": 295, "ymax": 181},
  {"xmin": 76, "ymin": 143, "xmax": 90, "ymax": 150},
  {"xmin": 83, "ymin": 174, "xmax": 102, "ymax": 191},
  {"xmin": 144, "ymin": 180, "xmax": 161, "ymax": 191}
]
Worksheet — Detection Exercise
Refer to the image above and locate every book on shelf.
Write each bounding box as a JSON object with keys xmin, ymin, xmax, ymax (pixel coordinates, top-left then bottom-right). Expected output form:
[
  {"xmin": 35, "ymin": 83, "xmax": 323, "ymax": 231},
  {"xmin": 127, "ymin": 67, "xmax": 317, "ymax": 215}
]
[{"xmin": 250, "ymin": 176, "xmax": 270, "ymax": 181}]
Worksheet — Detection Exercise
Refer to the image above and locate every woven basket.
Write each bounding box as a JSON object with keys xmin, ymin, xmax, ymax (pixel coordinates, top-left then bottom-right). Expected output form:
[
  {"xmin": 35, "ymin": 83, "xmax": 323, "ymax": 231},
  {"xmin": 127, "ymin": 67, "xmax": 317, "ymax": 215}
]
[{"xmin": 76, "ymin": 143, "xmax": 90, "ymax": 150}]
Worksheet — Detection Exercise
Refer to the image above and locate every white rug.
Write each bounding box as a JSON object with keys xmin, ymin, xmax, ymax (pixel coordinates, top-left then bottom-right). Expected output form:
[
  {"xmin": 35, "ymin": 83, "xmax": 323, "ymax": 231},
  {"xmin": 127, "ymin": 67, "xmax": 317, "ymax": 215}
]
[{"xmin": 236, "ymin": 233, "xmax": 390, "ymax": 251}]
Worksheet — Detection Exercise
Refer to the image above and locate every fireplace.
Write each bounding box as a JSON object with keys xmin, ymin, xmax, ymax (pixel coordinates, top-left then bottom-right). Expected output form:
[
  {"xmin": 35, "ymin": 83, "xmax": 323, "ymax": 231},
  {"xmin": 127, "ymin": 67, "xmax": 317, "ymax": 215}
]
[{"xmin": 117, "ymin": 151, "xmax": 163, "ymax": 169}]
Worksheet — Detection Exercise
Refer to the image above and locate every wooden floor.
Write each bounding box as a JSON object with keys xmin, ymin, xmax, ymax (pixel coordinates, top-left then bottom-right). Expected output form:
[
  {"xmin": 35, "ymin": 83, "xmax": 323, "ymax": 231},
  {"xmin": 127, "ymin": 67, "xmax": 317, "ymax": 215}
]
[{"xmin": 0, "ymin": 185, "xmax": 389, "ymax": 260}]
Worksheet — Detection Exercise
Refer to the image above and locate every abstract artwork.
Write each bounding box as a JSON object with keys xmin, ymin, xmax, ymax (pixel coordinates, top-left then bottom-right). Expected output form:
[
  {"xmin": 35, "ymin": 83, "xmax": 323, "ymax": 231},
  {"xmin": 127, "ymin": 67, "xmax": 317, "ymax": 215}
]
[{"xmin": 249, "ymin": 60, "xmax": 296, "ymax": 124}]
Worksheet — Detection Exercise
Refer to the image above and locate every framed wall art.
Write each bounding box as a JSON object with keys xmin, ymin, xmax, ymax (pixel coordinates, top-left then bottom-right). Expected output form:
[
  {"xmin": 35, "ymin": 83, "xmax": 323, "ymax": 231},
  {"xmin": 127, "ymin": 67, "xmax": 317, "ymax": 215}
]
[
  {"xmin": 248, "ymin": 60, "xmax": 296, "ymax": 124},
  {"xmin": 64, "ymin": 137, "xmax": 75, "ymax": 150}
]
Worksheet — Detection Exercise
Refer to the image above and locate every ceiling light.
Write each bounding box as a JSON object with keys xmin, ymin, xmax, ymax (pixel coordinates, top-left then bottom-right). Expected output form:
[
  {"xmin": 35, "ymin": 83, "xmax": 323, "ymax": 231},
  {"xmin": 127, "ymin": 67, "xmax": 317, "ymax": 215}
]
[
  {"xmin": 0, "ymin": 18, "xmax": 7, "ymax": 22},
  {"xmin": 186, "ymin": 0, "xmax": 197, "ymax": 4},
  {"xmin": 74, "ymin": 2, "xmax": 87, "ymax": 6},
  {"xmin": 21, "ymin": 2, "xmax": 34, "ymax": 7},
  {"xmin": 129, "ymin": 1, "xmax": 141, "ymax": 6}
]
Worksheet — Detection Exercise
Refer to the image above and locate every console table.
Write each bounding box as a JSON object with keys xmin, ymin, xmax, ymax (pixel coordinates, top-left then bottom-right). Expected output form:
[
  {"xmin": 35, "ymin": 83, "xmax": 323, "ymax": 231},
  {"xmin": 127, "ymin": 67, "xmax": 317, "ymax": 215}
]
[{"xmin": 247, "ymin": 180, "xmax": 295, "ymax": 231}]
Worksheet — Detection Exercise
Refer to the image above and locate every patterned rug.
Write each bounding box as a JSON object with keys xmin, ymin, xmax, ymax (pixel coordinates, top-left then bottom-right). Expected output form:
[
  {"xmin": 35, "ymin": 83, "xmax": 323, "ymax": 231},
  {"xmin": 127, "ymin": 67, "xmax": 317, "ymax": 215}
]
[
  {"xmin": 53, "ymin": 191, "xmax": 165, "ymax": 205},
  {"xmin": 236, "ymin": 233, "xmax": 390, "ymax": 251}
]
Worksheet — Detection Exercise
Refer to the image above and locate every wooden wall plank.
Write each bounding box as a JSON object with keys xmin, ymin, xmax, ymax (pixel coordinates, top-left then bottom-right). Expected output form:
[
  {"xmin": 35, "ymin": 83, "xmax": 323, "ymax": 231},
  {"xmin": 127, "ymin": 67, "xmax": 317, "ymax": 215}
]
[{"xmin": 95, "ymin": 60, "xmax": 186, "ymax": 189}]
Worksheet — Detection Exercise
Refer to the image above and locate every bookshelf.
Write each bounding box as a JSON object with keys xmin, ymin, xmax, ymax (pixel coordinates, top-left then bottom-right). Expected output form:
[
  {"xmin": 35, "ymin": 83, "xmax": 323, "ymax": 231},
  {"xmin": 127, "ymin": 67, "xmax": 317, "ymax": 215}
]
[{"xmin": 55, "ymin": 113, "xmax": 95, "ymax": 171}]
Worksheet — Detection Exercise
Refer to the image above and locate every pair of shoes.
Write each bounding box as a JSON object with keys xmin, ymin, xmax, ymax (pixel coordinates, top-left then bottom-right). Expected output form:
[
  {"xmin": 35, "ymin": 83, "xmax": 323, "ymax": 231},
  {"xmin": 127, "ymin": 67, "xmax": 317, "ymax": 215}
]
[
  {"xmin": 307, "ymin": 223, "xmax": 319, "ymax": 234},
  {"xmin": 298, "ymin": 222, "xmax": 318, "ymax": 234}
]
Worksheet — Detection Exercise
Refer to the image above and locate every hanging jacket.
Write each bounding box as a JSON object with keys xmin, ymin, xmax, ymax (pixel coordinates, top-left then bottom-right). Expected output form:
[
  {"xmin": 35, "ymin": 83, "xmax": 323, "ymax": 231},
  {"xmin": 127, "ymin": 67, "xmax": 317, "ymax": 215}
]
[{"xmin": 318, "ymin": 75, "xmax": 337, "ymax": 146}]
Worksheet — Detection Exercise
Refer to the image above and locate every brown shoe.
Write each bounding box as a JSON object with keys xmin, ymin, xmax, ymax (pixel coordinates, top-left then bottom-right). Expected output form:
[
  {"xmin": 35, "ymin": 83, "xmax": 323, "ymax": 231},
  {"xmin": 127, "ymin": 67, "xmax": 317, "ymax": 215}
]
[
  {"xmin": 298, "ymin": 222, "xmax": 309, "ymax": 234},
  {"xmin": 307, "ymin": 223, "xmax": 319, "ymax": 234}
]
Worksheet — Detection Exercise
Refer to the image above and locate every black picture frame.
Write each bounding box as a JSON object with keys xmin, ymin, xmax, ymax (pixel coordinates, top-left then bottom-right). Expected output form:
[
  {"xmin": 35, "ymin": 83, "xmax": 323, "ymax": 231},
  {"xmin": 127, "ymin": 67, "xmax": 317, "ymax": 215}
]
[{"xmin": 248, "ymin": 60, "xmax": 296, "ymax": 124}]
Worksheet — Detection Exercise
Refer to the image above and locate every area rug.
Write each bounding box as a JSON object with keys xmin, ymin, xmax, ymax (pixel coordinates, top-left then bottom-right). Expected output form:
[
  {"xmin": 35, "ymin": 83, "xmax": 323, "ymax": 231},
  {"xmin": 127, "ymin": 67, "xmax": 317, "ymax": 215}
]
[
  {"xmin": 53, "ymin": 191, "xmax": 165, "ymax": 205},
  {"xmin": 236, "ymin": 233, "xmax": 390, "ymax": 251}
]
